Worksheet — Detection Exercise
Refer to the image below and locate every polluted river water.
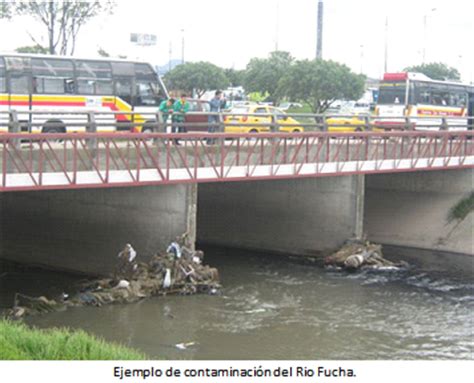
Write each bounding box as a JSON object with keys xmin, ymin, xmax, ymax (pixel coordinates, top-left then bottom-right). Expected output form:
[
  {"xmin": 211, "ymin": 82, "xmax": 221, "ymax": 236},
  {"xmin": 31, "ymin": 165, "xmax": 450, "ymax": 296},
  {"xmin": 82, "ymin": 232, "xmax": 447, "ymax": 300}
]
[{"xmin": 0, "ymin": 245, "xmax": 472, "ymax": 360}]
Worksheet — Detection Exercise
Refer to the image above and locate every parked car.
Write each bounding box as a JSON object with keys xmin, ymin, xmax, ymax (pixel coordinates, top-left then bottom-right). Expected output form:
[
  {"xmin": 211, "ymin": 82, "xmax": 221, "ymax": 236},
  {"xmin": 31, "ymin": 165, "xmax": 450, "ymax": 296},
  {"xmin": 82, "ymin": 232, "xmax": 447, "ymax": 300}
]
[
  {"xmin": 325, "ymin": 113, "xmax": 371, "ymax": 132},
  {"xmin": 225, "ymin": 105, "xmax": 304, "ymax": 133},
  {"xmin": 185, "ymin": 99, "xmax": 211, "ymax": 132}
]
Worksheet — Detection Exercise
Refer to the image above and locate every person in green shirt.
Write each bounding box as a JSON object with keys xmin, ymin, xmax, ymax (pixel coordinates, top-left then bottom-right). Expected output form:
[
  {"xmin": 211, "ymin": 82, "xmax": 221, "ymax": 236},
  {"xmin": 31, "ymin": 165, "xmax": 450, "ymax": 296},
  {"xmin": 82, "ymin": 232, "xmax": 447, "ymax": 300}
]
[
  {"xmin": 158, "ymin": 98, "xmax": 174, "ymax": 132},
  {"xmin": 172, "ymin": 94, "xmax": 190, "ymax": 144}
]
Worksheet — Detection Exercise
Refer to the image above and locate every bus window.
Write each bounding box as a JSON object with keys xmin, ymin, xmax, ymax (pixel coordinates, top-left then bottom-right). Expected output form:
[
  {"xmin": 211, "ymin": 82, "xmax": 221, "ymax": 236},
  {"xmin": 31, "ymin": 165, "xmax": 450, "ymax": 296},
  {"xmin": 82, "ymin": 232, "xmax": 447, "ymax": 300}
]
[
  {"xmin": 76, "ymin": 60, "xmax": 113, "ymax": 95},
  {"xmin": 32, "ymin": 58, "xmax": 74, "ymax": 94},
  {"xmin": 430, "ymin": 84, "xmax": 450, "ymax": 106},
  {"xmin": 449, "ymin": 90, "xmax": 468, "ymax": 107},
  {"xmin": 111, "ymin": 62, "xmax": 134, "ymax": 77},
  {"xmin": 5, "ymin": 56, "xmax": 31, "ymax": 94},
  {"xmin": 0, "ymin": 57, "xmax": 5, "ymax": 92},
  {"xmin": 135, "ymin": 80, "xmax": 160, "ymax": 106},
  {"xmin": 134, "ymin": 63, "xmax": 165, "ymax": 106},
  {"xmin": 134, "ymin": 63, "xmax": 155, "ymax": 78},
  {"xmin": 9, "ymin": 76, "xmax": 30, "ymax": 94},
  {"xmin": 115, "ymin": 78, "xmax": 133, "ymax": 105},
  {"xmin": 377, "ymin": 82, "xmax": 406, "ymax": 104},
  {"xmin": 415, "ymin": 83, "xmax": 431, "ymax": 104}
]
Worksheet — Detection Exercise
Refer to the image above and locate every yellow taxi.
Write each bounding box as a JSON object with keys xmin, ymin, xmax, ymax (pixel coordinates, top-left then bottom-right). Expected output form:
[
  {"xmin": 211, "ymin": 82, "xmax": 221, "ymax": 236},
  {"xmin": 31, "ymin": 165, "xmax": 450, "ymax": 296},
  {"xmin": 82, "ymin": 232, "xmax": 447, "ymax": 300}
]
[
  {"xmin": 326, "ymin": 113, "xmax": 371, "ymax": 132},
  {"xmin": 224, "ymin": 104, "xmax": 304, "ymax": 133}
]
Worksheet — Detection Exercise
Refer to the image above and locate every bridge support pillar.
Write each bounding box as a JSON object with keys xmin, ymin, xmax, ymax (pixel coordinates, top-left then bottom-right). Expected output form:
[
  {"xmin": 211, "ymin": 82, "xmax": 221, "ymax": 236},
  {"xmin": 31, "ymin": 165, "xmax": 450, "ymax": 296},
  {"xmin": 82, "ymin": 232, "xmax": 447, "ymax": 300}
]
[
  {"xmin": 197, "ymin": 176, "xmax": 365, "ymax": 256},
  {"xmin": 0, "ymin": 184, "xmax": 197, "ymax": 275}
]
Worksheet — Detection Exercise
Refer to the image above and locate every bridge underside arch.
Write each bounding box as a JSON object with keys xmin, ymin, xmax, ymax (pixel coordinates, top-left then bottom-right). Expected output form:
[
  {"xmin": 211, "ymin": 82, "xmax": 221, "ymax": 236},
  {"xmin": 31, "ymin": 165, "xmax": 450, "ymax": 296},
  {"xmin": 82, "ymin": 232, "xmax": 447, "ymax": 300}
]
[{"xmin": 197, "ymin": 175, "xmax": 365, "ymax": 257}]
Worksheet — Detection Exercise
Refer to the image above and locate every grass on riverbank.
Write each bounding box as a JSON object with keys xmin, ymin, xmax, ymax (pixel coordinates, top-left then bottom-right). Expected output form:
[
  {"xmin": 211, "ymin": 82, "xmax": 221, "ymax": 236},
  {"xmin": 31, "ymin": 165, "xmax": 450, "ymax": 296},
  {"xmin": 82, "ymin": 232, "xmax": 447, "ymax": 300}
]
[{"xmin": 0, "ymin": 320, "xmax": 146, "ymax": 360}]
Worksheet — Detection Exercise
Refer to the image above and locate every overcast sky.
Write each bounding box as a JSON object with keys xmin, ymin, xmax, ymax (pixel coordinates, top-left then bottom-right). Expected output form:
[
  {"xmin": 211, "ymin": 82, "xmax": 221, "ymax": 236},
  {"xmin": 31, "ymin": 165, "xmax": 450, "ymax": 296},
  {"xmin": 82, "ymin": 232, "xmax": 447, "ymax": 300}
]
[{"xmin": 0, "ymin": 0, "xmax": 473, "ymax": 82}]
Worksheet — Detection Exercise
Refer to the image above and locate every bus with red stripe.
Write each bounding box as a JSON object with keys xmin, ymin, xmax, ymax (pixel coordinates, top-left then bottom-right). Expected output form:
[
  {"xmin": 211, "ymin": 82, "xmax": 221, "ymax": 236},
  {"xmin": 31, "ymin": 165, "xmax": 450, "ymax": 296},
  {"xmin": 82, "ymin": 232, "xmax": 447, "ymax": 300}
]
[
  {"xmin": 374, "ymin": 72, "xmax": 474, "ymax": 130},
  {"xmin": 0, "ymin": 53, "xmax": 168, "ymax": 133}
]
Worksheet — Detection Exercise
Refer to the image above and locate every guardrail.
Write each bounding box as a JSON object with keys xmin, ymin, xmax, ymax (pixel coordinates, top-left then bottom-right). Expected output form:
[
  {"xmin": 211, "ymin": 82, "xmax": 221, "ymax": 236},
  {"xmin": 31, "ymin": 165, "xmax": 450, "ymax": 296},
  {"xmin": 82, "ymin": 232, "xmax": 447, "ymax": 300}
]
[
  {"xmin": 0, "ymin": 109, "xmax": 472, "ymax": 134},
  {"xmin": 0, "ymin": 129, "xmax": 472, "ymax": 191}
]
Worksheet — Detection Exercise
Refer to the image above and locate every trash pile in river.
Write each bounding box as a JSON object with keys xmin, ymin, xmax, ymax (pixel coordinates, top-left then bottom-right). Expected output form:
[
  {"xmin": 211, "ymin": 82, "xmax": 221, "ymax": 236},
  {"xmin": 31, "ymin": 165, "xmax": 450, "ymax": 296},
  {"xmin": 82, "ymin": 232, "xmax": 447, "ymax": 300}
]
[
  {"xmin": 324, "ymin": 240, "xmax": 408, "ymax": 271},
  {"xmin": 6, "ymin": 237, "xmax": 220, "ymax": 319}
]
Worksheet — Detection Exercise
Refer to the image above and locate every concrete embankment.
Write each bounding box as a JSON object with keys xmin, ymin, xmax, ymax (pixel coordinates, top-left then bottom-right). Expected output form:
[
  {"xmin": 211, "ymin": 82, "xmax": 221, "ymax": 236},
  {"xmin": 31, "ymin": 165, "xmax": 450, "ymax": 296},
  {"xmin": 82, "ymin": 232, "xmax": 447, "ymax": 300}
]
[
  {"xmin": 365, "ymin": 169, "xmax": 473, "ymax": 274},
  {"xmin": 0, "ymin": 184, "xmax": 197, "ymax": 275},
  {"xmin": 197, "ymin": 175, "xmax": 364, "ymax": 256}
]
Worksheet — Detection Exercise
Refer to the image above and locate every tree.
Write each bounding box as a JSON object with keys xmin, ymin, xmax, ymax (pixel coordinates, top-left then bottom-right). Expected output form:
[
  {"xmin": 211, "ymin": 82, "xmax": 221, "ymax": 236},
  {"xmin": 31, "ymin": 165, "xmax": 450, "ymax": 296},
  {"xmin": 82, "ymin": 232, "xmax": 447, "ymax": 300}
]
[
  {"xmin": 278, "ymin": 59, "xmax": 365, "ymax": 114},
  {"xmin": 403, "ymin": 62, "xmax": 460, "ymax": 81},
  {"xmin": 244, "ymin": 51, "xmax": 294, "ymax": 104},
  {"xmin": 224, "ymin": 68, "xmax": 246, "ymax": 87},
  {"xmin": 164, "ymin": 62, "xmax": 229, "ymax": 98},
  {"xmin": 15, "ymin": 44, "xmax": 49, "ymax": 54},
  {"xmin": 0, "ymin": 1, "xmax": 115, "ymax": 55}
]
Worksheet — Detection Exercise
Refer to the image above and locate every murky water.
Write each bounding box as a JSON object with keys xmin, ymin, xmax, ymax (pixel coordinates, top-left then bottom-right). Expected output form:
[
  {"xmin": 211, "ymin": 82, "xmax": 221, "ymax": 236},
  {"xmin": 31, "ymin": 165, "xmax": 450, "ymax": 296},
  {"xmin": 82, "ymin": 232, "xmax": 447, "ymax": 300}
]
[{"xmin": 1, "ymin": 246, "xmax": 473, "ymax": 360}]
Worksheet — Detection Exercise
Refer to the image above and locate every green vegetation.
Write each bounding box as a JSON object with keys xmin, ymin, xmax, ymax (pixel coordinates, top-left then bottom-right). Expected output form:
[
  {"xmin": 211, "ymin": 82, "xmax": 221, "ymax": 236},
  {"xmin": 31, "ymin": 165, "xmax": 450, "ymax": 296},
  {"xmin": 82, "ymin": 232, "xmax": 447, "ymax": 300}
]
[
  {"xmin": 15, "ymin": 44, "xmax": 49, "ymax": 54},
  {"xmin": 278, "ymin": 59, "xmax": 365, "ymax": 114},
  {"xmin": 0, "ymin": 320, "xmax": 146, "ymax": 360},
  {"xmin": 244, "ymin": 51, "xmax": 294, "ymax": 105},
  {"xmin": 447, "ymin": 192, "xmax": 474, "ymax": 224},
  {"xmin": 224, "ymin": 68, "xmax": 246, "ymax": 87},
  {"xmin": 403, "ymin": 62, "xmax": 460, "ymax": 81},
  {"xmin": 164, "ymin": 61, "xmax": 229, "ymax": 98}
]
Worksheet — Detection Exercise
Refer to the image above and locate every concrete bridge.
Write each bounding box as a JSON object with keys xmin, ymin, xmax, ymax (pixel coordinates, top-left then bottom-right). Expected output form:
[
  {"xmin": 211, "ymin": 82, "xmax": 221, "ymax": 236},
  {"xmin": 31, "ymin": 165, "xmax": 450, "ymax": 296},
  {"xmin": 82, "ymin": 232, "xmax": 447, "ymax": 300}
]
[{"xmin": 0, "ymin": 130, "xmax": 472, "ymax": 275}]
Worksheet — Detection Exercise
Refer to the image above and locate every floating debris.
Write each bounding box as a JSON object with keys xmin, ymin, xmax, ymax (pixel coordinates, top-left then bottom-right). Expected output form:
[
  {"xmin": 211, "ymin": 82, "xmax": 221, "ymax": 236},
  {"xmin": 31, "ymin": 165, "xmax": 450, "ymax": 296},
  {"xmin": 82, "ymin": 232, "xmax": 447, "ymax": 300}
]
[
  {"xmin": 324, "ymin": 240, "xmax": 408, "ymax": 271},
  {"xmin": 175, "ymin": 341, "xmax": 196, "ymax": 350},
  {"xmin": 5, "ymin": 237, "xmax": 220, "ymax": 319}
]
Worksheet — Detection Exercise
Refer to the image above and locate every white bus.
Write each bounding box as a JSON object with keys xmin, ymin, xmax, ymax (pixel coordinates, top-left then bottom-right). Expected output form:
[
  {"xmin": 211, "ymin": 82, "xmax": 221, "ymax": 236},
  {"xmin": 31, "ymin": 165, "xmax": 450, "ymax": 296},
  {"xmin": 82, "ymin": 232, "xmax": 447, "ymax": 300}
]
[
  {"xmin": 375, "ymin": 72, "xmax": 474, "ymax": 130},
  {"xmin": 0, "ymin": 53, "xmax": 168, "ymax": 133}
]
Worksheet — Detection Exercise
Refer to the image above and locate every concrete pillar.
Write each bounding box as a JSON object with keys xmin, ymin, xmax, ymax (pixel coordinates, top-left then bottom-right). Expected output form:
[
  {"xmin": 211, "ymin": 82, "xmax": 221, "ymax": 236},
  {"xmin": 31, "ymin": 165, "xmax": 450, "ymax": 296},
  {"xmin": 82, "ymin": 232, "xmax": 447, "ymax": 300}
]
[
  {"xmin": 197, "ymin": 175, "xmax": 365, "ymax": 256},
  {"xmin": 365, "ymin": 169, "xmax": 473, "ymax": 256},
  {"xmin": 354, "ymin": 175, "xmax": 365, "ymax": 241},
  {"xmin": 0, "ymin": 184, "xmax": 196, "ymax": 275}
]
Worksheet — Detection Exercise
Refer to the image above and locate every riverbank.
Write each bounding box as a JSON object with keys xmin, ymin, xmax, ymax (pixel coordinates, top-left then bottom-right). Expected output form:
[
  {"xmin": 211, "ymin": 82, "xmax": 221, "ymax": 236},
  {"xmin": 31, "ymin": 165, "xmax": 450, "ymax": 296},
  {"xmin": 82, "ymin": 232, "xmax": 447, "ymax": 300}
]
[{"xmin": 0, "ymin": 320, "xmax": 146, "ymax": 360}]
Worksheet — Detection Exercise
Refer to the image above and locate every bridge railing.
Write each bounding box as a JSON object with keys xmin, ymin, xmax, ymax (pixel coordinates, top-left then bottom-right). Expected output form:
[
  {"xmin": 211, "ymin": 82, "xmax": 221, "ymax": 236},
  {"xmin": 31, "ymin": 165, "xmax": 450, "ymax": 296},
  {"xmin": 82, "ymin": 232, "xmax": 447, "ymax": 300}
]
[
  {"xmin": 0, "ymin": 129, "xmax": 472, "ymax": 191},
  {"xmin": 0, "ymin": 109, "xmax": 472, "ymax": 134}
]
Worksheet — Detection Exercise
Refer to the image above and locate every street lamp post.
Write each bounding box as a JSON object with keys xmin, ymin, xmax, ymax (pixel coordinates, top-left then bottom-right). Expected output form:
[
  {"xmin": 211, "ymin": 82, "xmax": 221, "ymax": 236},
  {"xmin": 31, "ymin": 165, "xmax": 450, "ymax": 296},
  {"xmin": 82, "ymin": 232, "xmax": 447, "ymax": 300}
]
[
  {"xmin": 422, "ymin": 8, "xmax": 437, "ymax": 63},
  {"xmin": 181, "ymin": 29, "xmax": 185, "ymax": 65},
  {"xmin": 384, "ymin": 16, "xmax": 388, "ymax": 73},
  {"xmin": 316, "ymin": 0, "xmax": 323, "ymax": 59},
  {"xmin": 169, "ymin": 41, "xmax": 172, "ymax": 71}
]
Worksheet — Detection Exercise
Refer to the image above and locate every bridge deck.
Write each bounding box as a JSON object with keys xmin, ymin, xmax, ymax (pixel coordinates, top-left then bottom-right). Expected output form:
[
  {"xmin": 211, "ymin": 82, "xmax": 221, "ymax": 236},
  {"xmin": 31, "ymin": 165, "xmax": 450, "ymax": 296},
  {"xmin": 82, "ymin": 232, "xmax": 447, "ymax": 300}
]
[{"xmin": 1, "ymin": 131, "xmax": 472, "ymax": 191}]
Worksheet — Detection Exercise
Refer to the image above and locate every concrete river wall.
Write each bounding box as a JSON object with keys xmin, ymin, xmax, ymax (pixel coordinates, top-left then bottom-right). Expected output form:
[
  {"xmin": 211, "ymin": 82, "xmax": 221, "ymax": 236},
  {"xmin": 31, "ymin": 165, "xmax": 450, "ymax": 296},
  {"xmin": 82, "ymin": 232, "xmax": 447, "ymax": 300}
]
[
  {"xmin": 197, "ymin": 175, "xmax": 364, "ymax": 256},
  {"xmin": 0, "ymin": 184, "xmax": 197, "ymax": 275},
  {"xmin": 0, "ymin": 168, "xmax": 471, "ymax": 274},
  {"xmin": 364, "ymin": 169, "xmax": 473, "ymax": 273}
]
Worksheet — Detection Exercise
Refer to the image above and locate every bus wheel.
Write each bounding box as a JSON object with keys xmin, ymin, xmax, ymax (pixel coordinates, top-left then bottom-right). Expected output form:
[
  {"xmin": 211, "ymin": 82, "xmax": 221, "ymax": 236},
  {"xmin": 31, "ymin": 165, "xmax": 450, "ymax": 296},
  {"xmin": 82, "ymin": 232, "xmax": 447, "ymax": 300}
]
[
  {"xmin": 19, "ymin": 120, "xmax": 30, "ymax": 133},
  {"xmin": 42, "ymin": 120, "xmax": 66, "ymax": 134},
  {"xmin": 142, "ymin": 120, "xmax": 157, "ymax": 134}
]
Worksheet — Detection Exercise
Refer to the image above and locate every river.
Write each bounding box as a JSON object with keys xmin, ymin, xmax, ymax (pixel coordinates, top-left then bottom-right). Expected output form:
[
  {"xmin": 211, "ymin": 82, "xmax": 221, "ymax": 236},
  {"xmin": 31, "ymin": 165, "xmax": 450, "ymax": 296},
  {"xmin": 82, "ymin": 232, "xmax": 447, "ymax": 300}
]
[{"xmin": 1, "ymin": 246, "xmax": 473, "ymax": 360}]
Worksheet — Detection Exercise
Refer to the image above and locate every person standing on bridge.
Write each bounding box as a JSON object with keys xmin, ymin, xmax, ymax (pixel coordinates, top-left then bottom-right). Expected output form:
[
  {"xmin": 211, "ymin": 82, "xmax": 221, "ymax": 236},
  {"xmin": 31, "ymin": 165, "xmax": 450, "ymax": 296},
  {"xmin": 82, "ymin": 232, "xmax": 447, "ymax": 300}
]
[
  {"xmin": 207, "ymin": 90, "xmax": 225, "ymax": 145},
  {"xmin": 172, "ymin": 94, "xmax": 190, "ymax": 145},
  {"xmin": 158, "ymin": 97, "xmax": 175, "ymax": 132}
]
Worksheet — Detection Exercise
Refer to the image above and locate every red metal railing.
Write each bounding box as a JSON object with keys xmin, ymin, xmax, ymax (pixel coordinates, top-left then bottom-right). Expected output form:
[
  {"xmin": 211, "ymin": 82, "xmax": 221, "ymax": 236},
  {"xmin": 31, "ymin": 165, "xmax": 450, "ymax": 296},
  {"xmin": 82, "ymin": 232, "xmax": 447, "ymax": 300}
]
[{"xmin": 0, "ymin": 130, "xmax": 472, "ymax": 191}]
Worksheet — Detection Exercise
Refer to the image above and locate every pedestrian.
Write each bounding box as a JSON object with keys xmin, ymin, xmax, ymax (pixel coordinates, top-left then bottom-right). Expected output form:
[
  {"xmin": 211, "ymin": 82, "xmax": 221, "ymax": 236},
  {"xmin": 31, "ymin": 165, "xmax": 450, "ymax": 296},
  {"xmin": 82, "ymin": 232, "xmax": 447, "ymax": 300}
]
[
  {"xmin": 172, "ymin": 94, "xmax": 190, "ymax": 145},
  {"xmin": 207, "ymin": 90, "xmax": 225, "ymax": 145},
  {"xmin": 158, "ymin": 97, "xmax": 175, "ymax": 132}
]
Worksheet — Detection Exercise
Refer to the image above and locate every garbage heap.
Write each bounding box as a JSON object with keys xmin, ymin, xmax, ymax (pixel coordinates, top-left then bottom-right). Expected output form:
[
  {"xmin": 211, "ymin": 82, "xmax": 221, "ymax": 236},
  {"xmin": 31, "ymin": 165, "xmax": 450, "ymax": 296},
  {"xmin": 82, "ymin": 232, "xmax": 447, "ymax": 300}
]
[
  {"xmin": 324, "ymin": 241, "xmax": 407, "ymax": 270},
  {"xmin": 6, "ymin": 240, "xmax": 220, "ymax": 319}
]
